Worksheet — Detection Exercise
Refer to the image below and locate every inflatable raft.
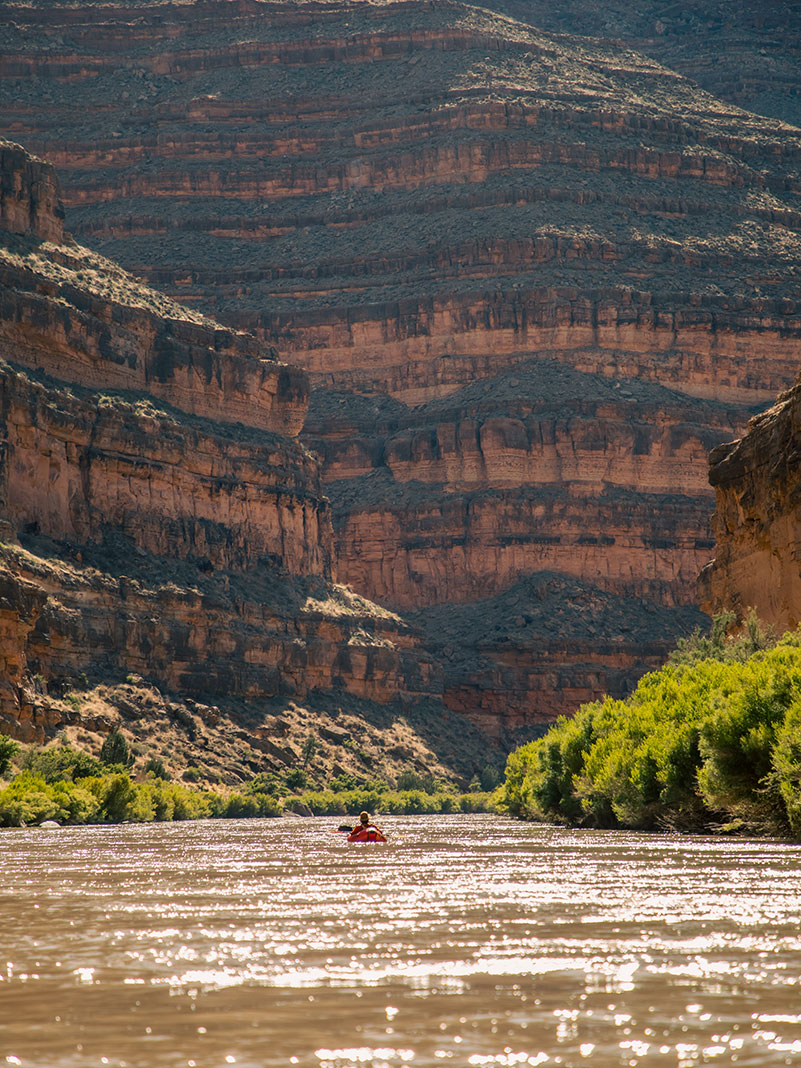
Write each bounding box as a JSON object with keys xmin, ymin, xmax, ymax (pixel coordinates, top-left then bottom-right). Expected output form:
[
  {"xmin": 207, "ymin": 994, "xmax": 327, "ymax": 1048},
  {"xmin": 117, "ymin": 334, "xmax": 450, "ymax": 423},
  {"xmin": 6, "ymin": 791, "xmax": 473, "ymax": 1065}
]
[{"xmin": 347, "ymin": 827, "xmax": 386, "ymax": 842}]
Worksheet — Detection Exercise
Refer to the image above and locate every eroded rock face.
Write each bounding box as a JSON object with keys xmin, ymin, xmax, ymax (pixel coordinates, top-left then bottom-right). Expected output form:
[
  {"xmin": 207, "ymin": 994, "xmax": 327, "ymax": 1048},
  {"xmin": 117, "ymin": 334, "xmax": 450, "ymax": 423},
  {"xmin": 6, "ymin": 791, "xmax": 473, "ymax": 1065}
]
[
  {"xmin": 0, "ymin": 226, "xmax": 308, "ymax": 440},
  {"xmin": 0, "ymin": 140, "xmax": 460, "ymax": 770},
  {"xmin": 4, "ymin": 1, "xmax": 800, "ymax": 732},
  {"xmin": 699, "ymin": 382, "xmax": 801, "ymax": 633}
]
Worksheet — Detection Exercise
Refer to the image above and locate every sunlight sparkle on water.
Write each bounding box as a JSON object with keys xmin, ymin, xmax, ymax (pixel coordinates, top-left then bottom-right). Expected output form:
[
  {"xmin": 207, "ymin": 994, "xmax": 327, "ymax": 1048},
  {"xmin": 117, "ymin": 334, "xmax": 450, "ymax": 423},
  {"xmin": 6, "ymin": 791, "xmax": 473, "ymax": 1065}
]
[{"xmin": 2, "ymin": 816, "xmax": 801, "ymax": 1067}]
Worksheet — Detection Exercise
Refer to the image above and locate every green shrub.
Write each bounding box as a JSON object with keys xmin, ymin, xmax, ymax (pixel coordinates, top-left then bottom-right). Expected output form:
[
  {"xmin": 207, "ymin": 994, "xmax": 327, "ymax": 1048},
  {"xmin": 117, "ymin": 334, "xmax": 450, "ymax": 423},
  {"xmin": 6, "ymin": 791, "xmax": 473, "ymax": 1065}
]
[
  {"xmin": 0, "ymin": 774, "xmax": 60, "ymax": 826},
  {"xmin": 396, "ymin": 769, "xmax": 436, "ymax": 793},
  {"xmin": 479, "ymin": 764, "xmax": 502, "ymax": 792},
  {"xmin": 0, "ymin": 761, "xmax": 283, "ymax": 827},
  {"xmin": 284, "ymin": 768, "xmax": 307, "ymax": 791},
  {"xmin": 170, "ymin": 783, "xmax": 210, "ymax": 820},
  {"xmin": 295, "ymin": 790, "xmax": 347, "ymax": 816},
  {"xmin": 89, "ymin": 772, "xmax": 136, "ymax": 822},
  {"xmin": 141, "ymin": 778, "xmax": 175, "ymax": 821},
  {"xmin": 501, "ymin": 625, "xmax": 801, "ymax": 836},
  {"xmin": 669, "ymin": 609, "xmax": 776, "ymax": 666},
  {"xmin": 23, "ymin": 744, "xmax": 102, "ymax": 783},
  {"xmin": 217, "ymin": 792, "xmax": 281, "ymax": 819},
  {"xmin": 49, "ymin": 780, "xmax": 100, "ymax": 824},
  {"xmin": 293, "ymin": 786, "xmax": 496, "ymax": 817},
  {"xmin": 328, "ymin": 772, "xmax": 361, "ymax": 792},
  {"xmin": 222, "ymin": 793, "xmax": 261, "ymax": 819},
  {"xmin": 302, "ymin": 735, "xmax": 318, "ymax": 767},
  {"xmin": 773, "ymin": 698, "xmax": 801, "ymax": 835},
  {"xmin": 245, "ymin": 772, "xmax": 281, "ymax": 796},
  {"xmin": 144, "ymin": 756, "xmax": 170, "ymax": 781}
]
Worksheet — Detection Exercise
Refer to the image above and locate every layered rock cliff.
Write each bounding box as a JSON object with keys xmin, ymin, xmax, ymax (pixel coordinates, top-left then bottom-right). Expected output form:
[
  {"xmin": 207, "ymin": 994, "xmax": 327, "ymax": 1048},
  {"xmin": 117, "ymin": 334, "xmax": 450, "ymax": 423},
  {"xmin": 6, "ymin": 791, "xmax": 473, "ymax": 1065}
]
[
  {"xmin": 0, "ymin": 139, "xmax": 495, "ymax": 780},
  {"xmin": 3, "ymin": 1, "xmax": 801, "ymax": 732}
]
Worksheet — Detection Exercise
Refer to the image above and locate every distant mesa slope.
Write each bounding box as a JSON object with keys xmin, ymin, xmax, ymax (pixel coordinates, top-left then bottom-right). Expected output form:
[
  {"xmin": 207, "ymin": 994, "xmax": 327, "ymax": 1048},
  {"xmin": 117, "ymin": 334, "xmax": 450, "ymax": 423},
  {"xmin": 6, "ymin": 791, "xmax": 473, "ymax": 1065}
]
[
  {"xmin": 477, "ymin": 0, "xmax": 801, "ymax": 130},
  {"xmin": 3, "ymin": 0, "xmax": 801, "ymax": 730},
  {"xmin": 700, "ymin": 375, "xmax": 801, "ymax": 635},
  {"xmin": 0, "ymin": 139, "xmax": 495, "ymax": 783}
]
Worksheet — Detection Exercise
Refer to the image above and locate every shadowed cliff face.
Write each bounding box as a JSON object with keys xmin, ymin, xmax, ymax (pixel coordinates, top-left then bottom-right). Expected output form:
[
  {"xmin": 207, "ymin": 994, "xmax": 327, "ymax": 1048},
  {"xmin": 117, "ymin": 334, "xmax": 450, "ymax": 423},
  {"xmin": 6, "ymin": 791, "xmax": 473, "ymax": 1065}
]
[
  {"xmin": 0, "ymin": 140, "xmax": 505, "ymax": 779},
  {"xmin": 3, "ymin": 0, "xmax": 799, "ymax": 731}
]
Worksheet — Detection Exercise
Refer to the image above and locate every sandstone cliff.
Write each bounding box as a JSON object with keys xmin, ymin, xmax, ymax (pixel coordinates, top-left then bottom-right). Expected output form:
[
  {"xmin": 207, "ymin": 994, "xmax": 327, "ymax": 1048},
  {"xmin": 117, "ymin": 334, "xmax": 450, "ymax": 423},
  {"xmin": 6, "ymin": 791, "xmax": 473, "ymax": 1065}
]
[
  {"xmin": 0, "ymin": 139, "xmax": 495, "ymax": 781},
  {"xmin": 4, "ymin": 1, "xmax": 801, "ymax": 733},
  {"xmin": 700, "ymin": 379, "xmax": 801, "ymax": 634}
]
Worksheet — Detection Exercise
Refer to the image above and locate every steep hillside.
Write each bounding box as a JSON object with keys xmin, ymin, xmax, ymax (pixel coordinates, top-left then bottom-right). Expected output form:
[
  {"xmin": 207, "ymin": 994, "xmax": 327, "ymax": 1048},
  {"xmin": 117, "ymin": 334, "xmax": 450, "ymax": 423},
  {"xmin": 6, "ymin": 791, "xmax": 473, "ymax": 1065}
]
[
  {"xmin": 0, "ymin": 139, "xmax": 496, "ymax": 782},
  {"xmin": 479, "ymin": 0, "xmax": 801, "ymax": 129},
  {"xmin": 3, "ymin": 0, "xmax": 800, "ymax": 730}
]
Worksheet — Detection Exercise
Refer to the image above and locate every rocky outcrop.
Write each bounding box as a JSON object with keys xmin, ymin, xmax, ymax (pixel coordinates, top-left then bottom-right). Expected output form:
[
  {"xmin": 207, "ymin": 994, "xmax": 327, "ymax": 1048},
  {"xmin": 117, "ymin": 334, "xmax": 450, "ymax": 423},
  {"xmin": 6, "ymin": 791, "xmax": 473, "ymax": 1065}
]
[
  {"xmin": 3, "ymin": 2, "xmax": 801, "ymax": 732},
  {"xmin": 0, "ymin": 141, "xmax": 63, "ymax": 243},
  {"xmin": 308, "ymin": 361, "xmax": 743, "ymax": 608},
  {"xmin": 699, "ymin": 379, "xmax": 801, "ymax": 633},
  {"xmin": 0, "ymin": 140, "xmax": 489, "ymax": 777},
  {"xmin": 0, "ymin": 535, "xmax": 437, "ymax": 738},
  {"xmin": 0, "ymin": 219, "xmax": 307, "ymax": 440}
]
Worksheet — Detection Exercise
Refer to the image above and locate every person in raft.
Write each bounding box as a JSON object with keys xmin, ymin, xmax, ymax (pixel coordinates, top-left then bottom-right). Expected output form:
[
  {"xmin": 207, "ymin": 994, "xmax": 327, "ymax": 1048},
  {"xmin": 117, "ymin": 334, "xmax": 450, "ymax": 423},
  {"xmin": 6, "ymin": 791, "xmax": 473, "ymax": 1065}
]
[{"xmin": 347, "ymin": 811, "xmax": 386, "ymax": 842}]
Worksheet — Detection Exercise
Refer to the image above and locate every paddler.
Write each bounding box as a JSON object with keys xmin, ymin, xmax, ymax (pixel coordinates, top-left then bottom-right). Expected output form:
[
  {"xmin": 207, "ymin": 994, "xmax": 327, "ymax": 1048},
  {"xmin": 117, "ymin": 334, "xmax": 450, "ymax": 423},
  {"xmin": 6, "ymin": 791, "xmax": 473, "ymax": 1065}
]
[{"xmin": 347, "ymin": 810, "xmax": 386, "ymax": 842}]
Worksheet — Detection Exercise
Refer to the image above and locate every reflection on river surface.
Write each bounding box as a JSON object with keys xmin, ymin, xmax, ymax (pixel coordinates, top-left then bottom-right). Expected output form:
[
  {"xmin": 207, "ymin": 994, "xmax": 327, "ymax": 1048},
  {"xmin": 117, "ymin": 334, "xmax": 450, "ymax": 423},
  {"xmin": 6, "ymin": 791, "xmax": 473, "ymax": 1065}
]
[{"xmin": 1, "ymin": 814, "xmax": 800, "ymax": 1067}]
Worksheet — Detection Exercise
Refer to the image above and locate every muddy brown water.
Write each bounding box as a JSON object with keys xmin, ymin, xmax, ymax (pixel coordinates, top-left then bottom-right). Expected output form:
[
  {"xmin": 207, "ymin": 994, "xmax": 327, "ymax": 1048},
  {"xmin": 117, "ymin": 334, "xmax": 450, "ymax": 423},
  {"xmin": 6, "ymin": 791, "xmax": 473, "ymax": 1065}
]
[{"xmin": 1, "ymin": 814, "xmax": 800, "ymax": 1068}]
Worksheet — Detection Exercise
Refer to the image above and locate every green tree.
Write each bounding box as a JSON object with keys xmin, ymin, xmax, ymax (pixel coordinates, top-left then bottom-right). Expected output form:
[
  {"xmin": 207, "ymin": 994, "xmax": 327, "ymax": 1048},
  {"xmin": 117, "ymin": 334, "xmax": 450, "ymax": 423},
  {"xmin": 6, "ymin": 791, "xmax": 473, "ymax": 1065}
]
[
  {"xmin": 501, "ymin": 623, "xmax": 801, "ymax": 836},
  {"xmin": 773, "ymin": 698, "xmax": 801, "ymax": 835},
  {"xmin": 284, "ymin": 768, "xmax": 307, "ymax": 791},
  {"xmin": 94, "ymin": 772, "xmax": 135, "ymax": 821},
  {"xmin": 0, "ymin": 734, "xmax": 19, "ymax": 777},
  {"xmin": 479, "ymin": 764, "xmax": 502, "ymax": 792},
  {"xmin": 302, "ymin": 734, "xmax": 318, "ymax": 768},
  {"xmin": 100, "ymin": 729, "xmax": 133, "ymax": 768}
]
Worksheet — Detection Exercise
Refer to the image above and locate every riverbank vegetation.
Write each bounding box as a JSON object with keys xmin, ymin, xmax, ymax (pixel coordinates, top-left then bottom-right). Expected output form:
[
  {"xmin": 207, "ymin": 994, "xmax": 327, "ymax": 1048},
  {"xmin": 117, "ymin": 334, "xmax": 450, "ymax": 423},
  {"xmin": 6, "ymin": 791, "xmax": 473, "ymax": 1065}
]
[
  {"xmin": 0, "ymin": 731, "xmax": 497, "ymax": 827},
  {"xmin": 502, "ymin": 613, "xmax": 801, "ymax": 837}
]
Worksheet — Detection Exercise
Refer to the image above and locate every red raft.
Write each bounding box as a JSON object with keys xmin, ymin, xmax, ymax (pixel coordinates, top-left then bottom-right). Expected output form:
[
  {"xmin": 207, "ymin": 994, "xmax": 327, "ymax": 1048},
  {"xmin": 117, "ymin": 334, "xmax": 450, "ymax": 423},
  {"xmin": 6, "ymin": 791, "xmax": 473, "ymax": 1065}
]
[{"xmin": 347, "ymin": 827, "xmax": 386, "ymax": 843}]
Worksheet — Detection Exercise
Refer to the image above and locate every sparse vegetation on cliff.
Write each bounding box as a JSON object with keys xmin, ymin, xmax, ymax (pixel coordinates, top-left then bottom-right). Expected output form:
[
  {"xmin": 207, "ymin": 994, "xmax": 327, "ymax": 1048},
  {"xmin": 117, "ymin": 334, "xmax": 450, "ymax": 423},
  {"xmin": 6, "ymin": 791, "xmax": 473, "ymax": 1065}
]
[{"xmin": 502, "ymin": 615, "xmax": 801, "ymax": 837}]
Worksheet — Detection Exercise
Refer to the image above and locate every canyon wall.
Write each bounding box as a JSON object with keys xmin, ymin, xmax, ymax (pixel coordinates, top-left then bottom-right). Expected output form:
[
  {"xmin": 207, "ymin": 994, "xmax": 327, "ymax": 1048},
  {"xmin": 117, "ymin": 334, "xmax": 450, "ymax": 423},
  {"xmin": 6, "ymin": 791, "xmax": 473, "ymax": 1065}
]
[
  {"xmin": 3, "ymin": 1, "xmax": 801, "ymax": 732},
  {"xmin": 0, "ymin": 140, "xmax": 489, "ymax": 782}
]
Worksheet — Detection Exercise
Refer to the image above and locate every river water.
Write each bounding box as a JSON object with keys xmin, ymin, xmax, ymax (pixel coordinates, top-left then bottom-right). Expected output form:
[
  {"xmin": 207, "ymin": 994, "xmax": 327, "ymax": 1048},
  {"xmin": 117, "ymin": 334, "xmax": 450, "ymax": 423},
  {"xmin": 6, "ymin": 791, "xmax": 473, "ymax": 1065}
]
[{"xmin": 1, "ymin": 814, "xmax": 800, "ymax": 1068}]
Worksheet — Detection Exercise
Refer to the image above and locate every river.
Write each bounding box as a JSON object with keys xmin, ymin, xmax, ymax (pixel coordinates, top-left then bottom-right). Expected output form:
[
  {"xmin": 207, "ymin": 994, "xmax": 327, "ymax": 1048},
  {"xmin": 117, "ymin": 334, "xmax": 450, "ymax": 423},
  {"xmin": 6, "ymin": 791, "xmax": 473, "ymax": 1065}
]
[{"xmin": 1, "ymin": 814, "xmax": 800, "ymax": 1067}]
